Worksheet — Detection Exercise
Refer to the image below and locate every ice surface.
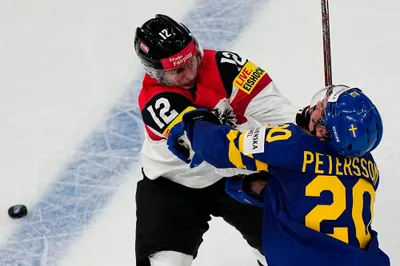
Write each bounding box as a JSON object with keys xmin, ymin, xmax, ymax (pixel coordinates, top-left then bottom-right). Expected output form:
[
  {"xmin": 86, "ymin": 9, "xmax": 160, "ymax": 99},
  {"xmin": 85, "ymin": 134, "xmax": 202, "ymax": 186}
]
[{"xmin": 0, "ymin": 0, "xmax": 399, "ymax": 265}]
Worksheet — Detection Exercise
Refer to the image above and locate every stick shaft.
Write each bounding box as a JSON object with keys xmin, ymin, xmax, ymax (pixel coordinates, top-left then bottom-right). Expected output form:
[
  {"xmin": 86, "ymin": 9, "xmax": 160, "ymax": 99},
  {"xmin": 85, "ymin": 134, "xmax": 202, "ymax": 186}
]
[{"xmin": 321, "ymin": 0, "xmax": 333, "ymax": 86}]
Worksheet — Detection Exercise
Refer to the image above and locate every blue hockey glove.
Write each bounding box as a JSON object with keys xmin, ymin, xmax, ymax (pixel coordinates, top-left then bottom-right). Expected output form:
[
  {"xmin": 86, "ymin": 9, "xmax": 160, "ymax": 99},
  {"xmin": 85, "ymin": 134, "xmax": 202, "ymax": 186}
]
[
  {"xmin": 167, "ymin": 108, "xmax": 222, "ymax": 166},
  {"xmin": 180, "ymin": 108, "xmax": 222, "ymax": 141},
  {"xmin": 225, "ymin": 173, "xmax": 270, "ymax": 207},
  {"xmin": 167, "ymin": 122, "xmax": 191, "ymax": 163},
  {"xmin": 166, "ymin": 124, "xmax": 205, "ymax": 167}
]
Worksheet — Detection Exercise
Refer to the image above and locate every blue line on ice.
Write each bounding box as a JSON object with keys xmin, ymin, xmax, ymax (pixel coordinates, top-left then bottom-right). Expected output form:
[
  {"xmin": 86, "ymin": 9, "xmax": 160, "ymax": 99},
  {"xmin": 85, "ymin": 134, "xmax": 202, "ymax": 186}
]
[{"xmin": 0, "ymin": 1, "xmax": 264, "ymax": 264}]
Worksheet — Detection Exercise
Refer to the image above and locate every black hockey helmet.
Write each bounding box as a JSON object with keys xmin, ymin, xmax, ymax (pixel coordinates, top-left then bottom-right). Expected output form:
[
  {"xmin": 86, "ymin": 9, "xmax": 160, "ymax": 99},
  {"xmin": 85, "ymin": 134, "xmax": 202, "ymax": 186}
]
[{"xmin": 134, "ymin": 14, "xmax": 203, "ymax": 85}]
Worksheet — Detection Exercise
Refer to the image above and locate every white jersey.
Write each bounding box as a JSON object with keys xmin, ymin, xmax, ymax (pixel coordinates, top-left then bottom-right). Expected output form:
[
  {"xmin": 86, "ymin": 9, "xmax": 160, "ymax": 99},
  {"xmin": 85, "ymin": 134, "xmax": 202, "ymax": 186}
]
[{"xmin": 138, "ymin": 50, "xmax": 296, "ymax": 188}]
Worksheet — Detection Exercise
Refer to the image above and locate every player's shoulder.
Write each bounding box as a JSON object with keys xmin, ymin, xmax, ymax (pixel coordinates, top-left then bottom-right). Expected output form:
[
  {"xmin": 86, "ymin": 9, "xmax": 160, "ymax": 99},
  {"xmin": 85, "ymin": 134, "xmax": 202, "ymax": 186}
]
[
  {"xmin": 216, "ymin": 50, "xmax": 272, "ymax": 97},
  {"xmin": 240, "ymin": 123, "xmax": 305, "ymax": 154},
  {"xmin": 246, "ymin": 123, "xmax": 309, "ymax": 141},
  {"xmin": 139, "ymin": 74, "xmax": 193, "ymax": 107},
  {"xmin": 203, "ymin": 49, "xmax": 248, "ymax": 73},
  {"xmin": 213, "ymin": 50, "xmax": 247, "ymax": 70},
  {"xmin": 265, "ymin": 123, "xmax": 324, "ymax": 152},
  {"xmin": 271, "ymin": 123, "xmax": 312, "ymax": 140},
  {"xmin": 139, "ymin": 78, "xmax": 196, "ymax": 137}
]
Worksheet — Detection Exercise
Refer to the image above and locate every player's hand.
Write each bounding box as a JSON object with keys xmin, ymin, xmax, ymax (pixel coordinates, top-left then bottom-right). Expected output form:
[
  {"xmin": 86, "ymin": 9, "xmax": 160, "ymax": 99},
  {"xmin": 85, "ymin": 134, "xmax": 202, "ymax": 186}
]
[
  {"xmin": 167, "ymin": 108, "xmax": 220, "ymax": 165},
  {"xmin": 167, "ymin": 123, "xmax": 191, "ymax": 163},
  {"xmin": 225, "ymin": 172, "xmax": 270, "ymax": 207},
  {"xmin": 181, "ymin": 108, "xmax": 221, "ymax": 141},
  {"xmin": 167, "ymin": 122, "xmax": 205, "ymax": 167}
]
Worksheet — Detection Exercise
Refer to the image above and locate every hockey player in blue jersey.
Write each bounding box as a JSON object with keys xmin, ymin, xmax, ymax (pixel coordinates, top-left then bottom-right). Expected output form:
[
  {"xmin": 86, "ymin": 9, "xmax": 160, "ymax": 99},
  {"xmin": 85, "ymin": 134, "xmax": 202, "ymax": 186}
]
[{"xmin": 167, "ymin": 85, "xmax": 390, "ymax": 266}]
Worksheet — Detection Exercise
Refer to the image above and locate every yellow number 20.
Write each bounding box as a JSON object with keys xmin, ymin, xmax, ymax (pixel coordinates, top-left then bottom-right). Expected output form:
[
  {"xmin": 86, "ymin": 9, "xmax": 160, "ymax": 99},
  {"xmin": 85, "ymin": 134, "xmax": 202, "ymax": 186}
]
[
  {"xmin": 266, "ymin": 124, "xmax": 292, "ymax": 142},
  {"xmin": 305, "ymin": 175, "xmax": 375, "ymax": 248}
]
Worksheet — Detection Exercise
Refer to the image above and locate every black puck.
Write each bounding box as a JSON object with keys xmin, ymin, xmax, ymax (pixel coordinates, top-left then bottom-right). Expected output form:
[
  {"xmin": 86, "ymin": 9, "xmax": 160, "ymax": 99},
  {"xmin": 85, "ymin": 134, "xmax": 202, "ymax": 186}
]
[{"xmin": 8, "ymin": 204, "xmax": 28, "ymax": 219}]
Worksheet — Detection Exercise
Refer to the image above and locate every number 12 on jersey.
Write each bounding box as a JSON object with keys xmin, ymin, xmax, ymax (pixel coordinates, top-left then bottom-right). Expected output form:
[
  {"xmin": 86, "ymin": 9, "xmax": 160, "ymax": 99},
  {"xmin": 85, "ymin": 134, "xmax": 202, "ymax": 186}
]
[{"xmin": 147, "ymin": 97, "xmax": 178, "ymax": 129}]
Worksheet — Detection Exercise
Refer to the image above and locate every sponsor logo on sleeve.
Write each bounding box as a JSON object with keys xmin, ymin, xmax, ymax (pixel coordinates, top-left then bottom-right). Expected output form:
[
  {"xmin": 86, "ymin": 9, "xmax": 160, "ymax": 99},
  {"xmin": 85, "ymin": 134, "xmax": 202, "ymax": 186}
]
[
  {"xmin": 162, "ymin": 106, "xmax": 196, "ymax": 137},
  {"xmin": 242, "ymin": 126, "xmax": 266, "ymax": 155},
  {"xmin": 233, "ymin": 61, "xmax": 266, "ymax": 94}
]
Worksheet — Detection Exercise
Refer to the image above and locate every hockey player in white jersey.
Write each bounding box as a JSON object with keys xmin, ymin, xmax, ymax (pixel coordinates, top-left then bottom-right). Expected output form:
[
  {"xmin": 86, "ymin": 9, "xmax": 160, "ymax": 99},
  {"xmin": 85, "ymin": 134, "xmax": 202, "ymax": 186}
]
[{"xmin": 135, "ymin": 14, "xmax": 296, "ymax": 266}]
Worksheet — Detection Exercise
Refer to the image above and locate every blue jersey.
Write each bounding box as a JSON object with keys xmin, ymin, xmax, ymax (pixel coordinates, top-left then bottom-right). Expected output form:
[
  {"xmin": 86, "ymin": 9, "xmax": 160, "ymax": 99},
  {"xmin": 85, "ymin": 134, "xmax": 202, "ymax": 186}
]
[{"xmin": 190, "ymin": 121, "xmax": 390, "ymax": 266}]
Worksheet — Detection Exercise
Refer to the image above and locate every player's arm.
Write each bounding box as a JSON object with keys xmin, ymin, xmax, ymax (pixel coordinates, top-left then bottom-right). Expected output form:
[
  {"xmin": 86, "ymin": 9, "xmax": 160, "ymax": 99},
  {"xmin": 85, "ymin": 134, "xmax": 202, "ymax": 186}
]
[
  {"xmin": 215, "ymin": 51, "xmax": 297, "ymax": 125},
  {"xmin": 185, "ymin": 118, "xmax": 299, "ymax": 171},
  {"xmin": 141, "ymin": 91, "xmax": 196, "ymax": 140}
]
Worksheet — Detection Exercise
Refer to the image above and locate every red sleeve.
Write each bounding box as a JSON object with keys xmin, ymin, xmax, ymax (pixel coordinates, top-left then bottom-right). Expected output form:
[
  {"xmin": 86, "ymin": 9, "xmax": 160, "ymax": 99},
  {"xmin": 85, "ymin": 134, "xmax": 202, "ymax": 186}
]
[
  {"xmin": 138, "ymin": 74, "xmax": 196, "ymax": 140},
  {"xmin": 213, "ymin": 51, "xmax": 273, "ymax": 124},
  {"xmin": 230, "ymin": 68, "xmax": 273, "ymax": 118}
]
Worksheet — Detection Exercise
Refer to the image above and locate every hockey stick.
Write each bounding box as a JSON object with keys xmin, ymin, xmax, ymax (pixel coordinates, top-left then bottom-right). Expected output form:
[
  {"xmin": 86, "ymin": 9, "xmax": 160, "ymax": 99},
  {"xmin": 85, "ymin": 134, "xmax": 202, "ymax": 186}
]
[{"xmin": 321, "ymin": 0, "xmax": 332, "ymax": 86}]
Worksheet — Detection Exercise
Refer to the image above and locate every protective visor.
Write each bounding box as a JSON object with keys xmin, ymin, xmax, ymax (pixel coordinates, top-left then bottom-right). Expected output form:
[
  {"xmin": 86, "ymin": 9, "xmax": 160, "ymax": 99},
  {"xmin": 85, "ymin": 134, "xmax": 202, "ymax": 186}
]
[
  {"xmin": 306, "ymin": 84, "xmax": 353, "ymax": 138},
  {"xmin": 150, "ymin": 40, "xmax": 203, "ymax": 86},
  {"xmin": 309, "ymin": 84, "xmax": 352, "ymax": 110}
]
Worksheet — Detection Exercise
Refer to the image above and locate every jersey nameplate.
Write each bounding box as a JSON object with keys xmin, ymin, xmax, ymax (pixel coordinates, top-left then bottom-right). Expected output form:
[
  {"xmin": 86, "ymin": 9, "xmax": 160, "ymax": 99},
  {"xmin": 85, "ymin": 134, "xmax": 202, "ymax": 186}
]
[
  {"xmin": 233, "ymin": 61, "xmax": 266, "ymax": 94},
  {"xmin": 242, "ymin": 126, "xmax": 266, "ymax": 155}
]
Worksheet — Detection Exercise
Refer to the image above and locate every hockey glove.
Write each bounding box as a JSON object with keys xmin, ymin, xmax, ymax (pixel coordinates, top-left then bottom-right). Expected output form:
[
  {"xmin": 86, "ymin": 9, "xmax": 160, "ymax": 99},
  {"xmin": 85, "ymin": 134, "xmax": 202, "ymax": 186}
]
[
  {"xmin": 181, "ymin": 108, "xmax": 222, "ymax": 141},
  {"xmin": 167, "ymin": 109, "xmax": 220, "ymax": 166},
  {"xmin": 167, "ymin": 123, "xmax": 191, "ymax": 164},
  {"xmin": 225, "ymin": 172, "xmax": 270, "ymax": 207}
]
